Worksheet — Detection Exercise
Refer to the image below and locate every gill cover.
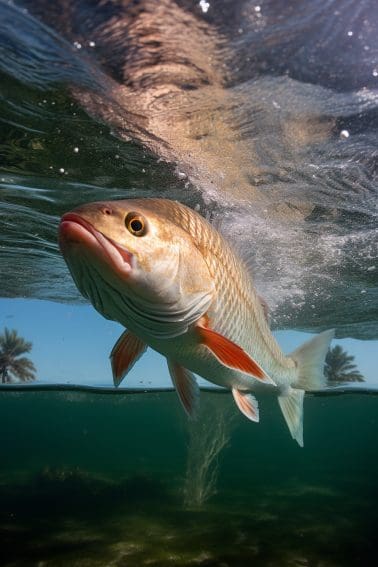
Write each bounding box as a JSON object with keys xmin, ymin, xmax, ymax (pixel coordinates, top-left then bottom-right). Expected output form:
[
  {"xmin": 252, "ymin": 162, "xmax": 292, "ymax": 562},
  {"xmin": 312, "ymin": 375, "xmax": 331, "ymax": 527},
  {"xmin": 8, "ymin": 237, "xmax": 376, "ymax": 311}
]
[{"xmin": 59, "ymin": 199, "xmax": 215, "ymax": 339}]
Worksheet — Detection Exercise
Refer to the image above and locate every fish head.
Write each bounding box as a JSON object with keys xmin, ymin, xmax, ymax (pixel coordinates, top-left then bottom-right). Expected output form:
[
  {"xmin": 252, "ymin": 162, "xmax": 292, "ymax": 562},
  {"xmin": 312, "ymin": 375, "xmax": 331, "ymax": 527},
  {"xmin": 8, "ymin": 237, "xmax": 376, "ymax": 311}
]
[{"xmin": 59, "ymin": 199, "xmax": 215, "ymax": 336}]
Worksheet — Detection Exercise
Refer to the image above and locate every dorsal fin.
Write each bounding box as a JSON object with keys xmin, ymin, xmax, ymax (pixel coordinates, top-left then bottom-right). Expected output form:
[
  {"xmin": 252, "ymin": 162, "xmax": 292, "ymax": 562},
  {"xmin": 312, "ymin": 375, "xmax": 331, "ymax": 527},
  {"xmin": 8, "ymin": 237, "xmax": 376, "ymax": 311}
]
[{"xmin": 258, "ymin": 294, "xmax": 270, "ymax": 323}]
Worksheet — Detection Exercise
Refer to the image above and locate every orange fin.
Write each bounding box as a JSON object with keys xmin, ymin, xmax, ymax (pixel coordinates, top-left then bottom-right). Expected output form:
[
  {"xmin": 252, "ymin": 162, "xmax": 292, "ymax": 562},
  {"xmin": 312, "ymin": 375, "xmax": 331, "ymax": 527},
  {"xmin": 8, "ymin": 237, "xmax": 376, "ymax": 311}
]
[
  {"xmin": 167, "ymin": 359, "xmax": 200, "ymax": 419},
  {"xmin": 196, "ymin": 324, "xmax": 275, "ymax": 385},
  {"xmin": 110, "ymin": 330, "xmax": 147, "ymax": 387},
  {"xmin": 232, "ymin": 388, "xmax": 259, "ymax": 422}
]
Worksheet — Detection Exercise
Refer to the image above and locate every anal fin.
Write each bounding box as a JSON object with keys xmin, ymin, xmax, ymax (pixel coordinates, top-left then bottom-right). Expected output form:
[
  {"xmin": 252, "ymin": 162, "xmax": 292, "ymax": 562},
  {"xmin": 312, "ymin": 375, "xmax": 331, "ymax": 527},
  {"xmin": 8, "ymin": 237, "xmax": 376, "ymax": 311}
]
[
  {"xmin": 278, "ymin": 388, "xmax": 305, "ymax": 447},
  {"xmin": 167, "ymin": 360, "xmax": 200, "ymax": 419},
  {"xmin": 232, "ymin": 388, "xmax": 259, "ymax": 422},
  {"xmin": 110, "ymin": 330, "xmax": 147, "ymax": 387}
]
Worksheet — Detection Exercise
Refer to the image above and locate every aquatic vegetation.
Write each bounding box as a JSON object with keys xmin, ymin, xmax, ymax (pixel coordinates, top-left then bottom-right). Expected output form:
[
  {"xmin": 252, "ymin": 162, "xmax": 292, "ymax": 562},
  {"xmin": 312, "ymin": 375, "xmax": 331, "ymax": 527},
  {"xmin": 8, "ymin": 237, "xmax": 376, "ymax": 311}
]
[
  {"xmin": 183, "ymin": 396, "xmax": 236, "ymax": 509},
  {"xmin": 325, "ymin": 345, "xmax": 365, "ymax": 383},
  {"xmin": 0, "ymin": 328, "xmax": 36, "ymax": 384},
  {"xmin": 0, "ymin": 470, "xmax": 372, "ymax": 566}
]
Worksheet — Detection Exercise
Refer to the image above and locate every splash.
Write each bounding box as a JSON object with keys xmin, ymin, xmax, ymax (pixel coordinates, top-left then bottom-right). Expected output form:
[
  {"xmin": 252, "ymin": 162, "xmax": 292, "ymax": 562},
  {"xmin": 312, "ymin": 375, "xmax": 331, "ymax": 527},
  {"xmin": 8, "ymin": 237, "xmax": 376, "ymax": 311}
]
[{"xmin": 0, "ymin": 0, "xmax": 377, "ymax": 339}]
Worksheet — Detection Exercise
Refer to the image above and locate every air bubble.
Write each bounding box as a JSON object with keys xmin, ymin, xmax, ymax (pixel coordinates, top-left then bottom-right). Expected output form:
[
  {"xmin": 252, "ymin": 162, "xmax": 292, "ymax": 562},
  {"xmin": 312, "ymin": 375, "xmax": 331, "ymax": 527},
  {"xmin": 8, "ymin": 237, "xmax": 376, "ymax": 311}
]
[{"xmin": 199, "ymin": 0, "xmax": 210, "ymax": 13}]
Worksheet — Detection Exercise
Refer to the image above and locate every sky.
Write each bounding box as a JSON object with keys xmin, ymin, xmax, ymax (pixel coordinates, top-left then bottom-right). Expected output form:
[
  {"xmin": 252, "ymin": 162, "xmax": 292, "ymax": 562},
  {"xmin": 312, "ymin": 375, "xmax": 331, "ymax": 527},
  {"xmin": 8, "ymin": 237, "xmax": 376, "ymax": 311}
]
[{"xmin": 0, "ymin": 297, "xmax": 377, "ymax": 387}]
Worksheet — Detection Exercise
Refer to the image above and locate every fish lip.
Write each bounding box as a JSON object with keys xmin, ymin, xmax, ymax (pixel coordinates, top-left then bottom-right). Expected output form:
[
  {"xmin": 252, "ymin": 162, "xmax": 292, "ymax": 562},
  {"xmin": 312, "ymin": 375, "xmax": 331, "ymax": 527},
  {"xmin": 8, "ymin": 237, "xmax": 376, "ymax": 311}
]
[{"xmin": 59, "ymin": 212, "xmax": 133, "ymax": 275}]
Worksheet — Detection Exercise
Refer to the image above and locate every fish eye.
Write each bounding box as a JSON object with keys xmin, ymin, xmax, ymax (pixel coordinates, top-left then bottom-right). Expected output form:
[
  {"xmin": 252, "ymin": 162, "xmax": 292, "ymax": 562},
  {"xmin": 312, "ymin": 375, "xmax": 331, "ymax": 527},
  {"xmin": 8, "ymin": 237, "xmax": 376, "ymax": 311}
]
[{"xmin": 125, "ymin": 212, "xmax": 147, "ymax": 236}]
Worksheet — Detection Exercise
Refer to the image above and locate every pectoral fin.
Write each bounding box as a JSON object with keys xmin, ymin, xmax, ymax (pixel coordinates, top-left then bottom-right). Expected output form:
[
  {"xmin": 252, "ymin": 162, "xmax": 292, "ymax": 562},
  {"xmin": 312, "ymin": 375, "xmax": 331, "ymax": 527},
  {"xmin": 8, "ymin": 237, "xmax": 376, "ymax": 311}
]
[
  {"xmin": 110, "ymin": 330, "xmax": 147, "ymax": 387},
  {"xmin": 196, "ymin": 323, "xmax": 275, "ymax": 385},
  {"xmin": 232, "ymin": 388, "xmax": 259, "ymax": 422},
  {"xmin": 167, "ymin": 359, "xmax": 200, "ymax": 419}
]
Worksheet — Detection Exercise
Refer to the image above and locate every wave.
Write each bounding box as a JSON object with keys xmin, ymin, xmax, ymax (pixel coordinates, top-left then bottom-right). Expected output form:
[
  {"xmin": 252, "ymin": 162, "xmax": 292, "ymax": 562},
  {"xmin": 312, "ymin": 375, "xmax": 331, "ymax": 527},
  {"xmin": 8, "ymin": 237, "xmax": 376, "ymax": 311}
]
[{"xmin": 0, "ymin": 0, "xmax": 377, "ymax": 338}]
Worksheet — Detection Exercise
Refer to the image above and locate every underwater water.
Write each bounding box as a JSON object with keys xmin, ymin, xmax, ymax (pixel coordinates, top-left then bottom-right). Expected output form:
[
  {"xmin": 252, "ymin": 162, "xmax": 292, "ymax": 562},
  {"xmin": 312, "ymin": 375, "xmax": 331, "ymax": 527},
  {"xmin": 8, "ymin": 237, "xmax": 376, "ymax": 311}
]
[
  {"xmin": 0, "ymin": 0, "xmax": 378, "ymax": 565},
  {"xmin": 1, "ymin": 389, "xmax": 378, "ymax": 566}
]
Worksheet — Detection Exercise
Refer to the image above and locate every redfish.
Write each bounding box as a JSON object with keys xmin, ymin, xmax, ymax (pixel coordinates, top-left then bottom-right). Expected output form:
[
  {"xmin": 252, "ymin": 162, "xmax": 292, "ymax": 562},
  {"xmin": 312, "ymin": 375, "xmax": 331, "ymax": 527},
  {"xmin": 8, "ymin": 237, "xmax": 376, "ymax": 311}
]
[{"xmin": 59, "ymin": 199, "xmax": 334, "ymax": 445}]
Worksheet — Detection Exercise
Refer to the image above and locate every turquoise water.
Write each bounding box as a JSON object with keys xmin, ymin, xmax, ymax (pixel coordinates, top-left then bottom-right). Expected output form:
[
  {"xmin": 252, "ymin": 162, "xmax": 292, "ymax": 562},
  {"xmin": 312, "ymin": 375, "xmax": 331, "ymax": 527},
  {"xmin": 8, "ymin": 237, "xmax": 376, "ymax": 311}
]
[
  {"xmin": 1, "ymin": 389, "xmax": 378, "ymax": 565},
  {"xmin": 1, "ymin": 1, "xmax": 378, "ymax": 565}
]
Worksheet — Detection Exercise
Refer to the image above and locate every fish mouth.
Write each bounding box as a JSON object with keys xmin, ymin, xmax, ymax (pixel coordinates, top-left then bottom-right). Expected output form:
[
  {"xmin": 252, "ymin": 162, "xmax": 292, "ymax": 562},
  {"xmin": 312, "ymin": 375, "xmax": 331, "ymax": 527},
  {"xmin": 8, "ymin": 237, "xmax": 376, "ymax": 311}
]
[{"xmin": 59, "ymin": 212, "xmax": 133, "ymax": 276}]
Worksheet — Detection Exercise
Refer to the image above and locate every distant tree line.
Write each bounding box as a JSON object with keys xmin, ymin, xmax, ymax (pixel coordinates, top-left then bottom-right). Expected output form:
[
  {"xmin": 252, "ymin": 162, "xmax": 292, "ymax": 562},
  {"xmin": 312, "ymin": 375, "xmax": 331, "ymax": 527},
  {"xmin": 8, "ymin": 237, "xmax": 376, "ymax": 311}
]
[
  {"xmin": 324, "ymin": 344, "xmax": 364, "ymax": 383},
  {"xmin": 0, "ymin": 328, "xmax": 36, "ymax": 384}
]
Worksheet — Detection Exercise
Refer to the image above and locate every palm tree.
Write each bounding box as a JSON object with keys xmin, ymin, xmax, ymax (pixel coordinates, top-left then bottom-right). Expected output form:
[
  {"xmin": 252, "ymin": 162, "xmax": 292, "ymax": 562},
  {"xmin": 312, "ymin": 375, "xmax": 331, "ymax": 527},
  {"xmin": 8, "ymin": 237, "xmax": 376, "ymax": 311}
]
[
  {"xmin": 0, "ymin": 328, "xmax": 36, "ymax": 384},
  {"xmin": 324, "ymin": 344, "xmax": 364, "ymax": 383}
]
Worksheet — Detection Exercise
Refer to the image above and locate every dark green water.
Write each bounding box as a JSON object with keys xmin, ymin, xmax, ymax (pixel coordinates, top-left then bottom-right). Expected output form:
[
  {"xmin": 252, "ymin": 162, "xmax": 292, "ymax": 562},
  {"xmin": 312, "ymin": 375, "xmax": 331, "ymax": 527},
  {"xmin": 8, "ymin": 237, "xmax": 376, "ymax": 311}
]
[{"xmin": 1, "ymin": 389, "xmax": 377, "ymax": 566}]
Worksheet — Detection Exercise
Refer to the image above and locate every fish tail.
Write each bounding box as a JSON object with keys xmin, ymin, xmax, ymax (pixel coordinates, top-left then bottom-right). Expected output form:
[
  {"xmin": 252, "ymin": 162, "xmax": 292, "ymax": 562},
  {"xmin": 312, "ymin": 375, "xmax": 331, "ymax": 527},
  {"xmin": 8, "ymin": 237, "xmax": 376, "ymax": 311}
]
[
  {"xmin": 278, "ymin": 389, "xmax": 305, "ymax": 447},
  {"xmin": 290, "ymin": 329, "xmax": 335, "ymax": 391},
  {"xmin": 278, "ymin": 329, "xmax": 334, "ymax": 447}
]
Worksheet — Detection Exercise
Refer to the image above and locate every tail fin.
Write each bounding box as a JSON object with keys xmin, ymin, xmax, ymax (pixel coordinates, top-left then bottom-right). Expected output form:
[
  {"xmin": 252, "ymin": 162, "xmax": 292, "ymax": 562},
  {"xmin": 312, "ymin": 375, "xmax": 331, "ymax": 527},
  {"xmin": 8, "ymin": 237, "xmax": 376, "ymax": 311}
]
[
  {"xmin": 291, "ymin": 329, "xmax": 335, "ymax": 391},
  {"xmin": 278, "ymin": 389, "xmax": 305, "ymax": 447},
  {"xmin": 278, "ymin": 329, "xmax": 334, "ymax": 447}
]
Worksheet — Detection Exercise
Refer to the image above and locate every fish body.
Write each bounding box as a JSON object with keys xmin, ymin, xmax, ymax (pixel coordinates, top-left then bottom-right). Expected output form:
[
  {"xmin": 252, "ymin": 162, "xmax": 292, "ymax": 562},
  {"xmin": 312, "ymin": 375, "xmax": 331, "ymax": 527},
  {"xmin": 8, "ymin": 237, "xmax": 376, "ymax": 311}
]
[{"xmin": 59, "ymin": 198, "xmax": 333, "ymax": 445}]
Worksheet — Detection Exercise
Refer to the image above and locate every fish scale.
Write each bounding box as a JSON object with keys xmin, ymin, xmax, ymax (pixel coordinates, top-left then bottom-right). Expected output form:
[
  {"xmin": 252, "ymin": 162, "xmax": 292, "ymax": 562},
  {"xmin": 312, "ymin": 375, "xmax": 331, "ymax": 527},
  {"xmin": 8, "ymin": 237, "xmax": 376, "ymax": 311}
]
[
  {"xmin": 59, "ymin": 197, "xmax": 334, "ymax": 446},
  {"xmin": 121, "ymin": 200, "xmax": 295, "ymax": 381}
]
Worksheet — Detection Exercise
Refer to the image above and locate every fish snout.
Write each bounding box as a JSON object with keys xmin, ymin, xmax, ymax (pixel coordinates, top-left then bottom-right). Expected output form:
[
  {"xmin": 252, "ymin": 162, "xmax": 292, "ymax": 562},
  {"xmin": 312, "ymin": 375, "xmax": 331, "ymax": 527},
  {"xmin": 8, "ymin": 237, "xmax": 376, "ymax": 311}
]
[
  {"xmin": 59, "ymin": 209, "xmax": 133, "ymax": 278},
  {"xmin": 99, "ymin": 205, "xmax": 113, "ymax": 217}
]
